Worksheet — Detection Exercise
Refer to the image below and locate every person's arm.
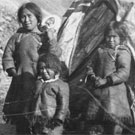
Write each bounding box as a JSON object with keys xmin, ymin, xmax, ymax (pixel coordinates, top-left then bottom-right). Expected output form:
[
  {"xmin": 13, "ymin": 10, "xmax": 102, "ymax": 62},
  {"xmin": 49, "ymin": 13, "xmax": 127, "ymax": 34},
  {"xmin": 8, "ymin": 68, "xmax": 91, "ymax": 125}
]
[
  {"xmin": 85, "ymin": 48, "xmax": 100, "ymax": 85},
  {"xmin": 53, "ymin": 82, "xmax": 69, "ymax": 125},
  {"xmin": 94, "ymin": 47, "xmax": 131, "ymax": 88},
  {"xmin": 2, "ymin": 35, "xmax": 17, "ymax": 77},
  {"xmin": 106, "ymin": 48, "xmax": 131, "ymax": 85},
  {"xmin": 34, "ymin": 78, "xmax": 44, "ymax": 97},
  {"xmin": 6, "ymin": 68, "xmax": 17, "ymax": 77}
]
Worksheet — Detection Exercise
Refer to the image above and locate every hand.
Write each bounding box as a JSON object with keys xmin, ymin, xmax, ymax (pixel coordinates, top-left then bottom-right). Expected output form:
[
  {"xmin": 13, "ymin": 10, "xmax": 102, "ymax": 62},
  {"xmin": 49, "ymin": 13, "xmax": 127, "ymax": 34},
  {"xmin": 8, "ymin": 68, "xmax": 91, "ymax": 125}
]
[
  {"xmin": 6, "ymin": 68, "xmax": 17, "ymax": 77},
  {"xmin": 87, "ymin": 66, "xmax": 94, "ymax": 76},
  {"xmin": 95, "ymin": 78, "xmax": 107, "ymax": 88},
  {"xmin": 86, "ymin": 66, "xmax": 96, "ymax": 82},
  {"xmin": 50, "ymin": 119, "xmax": 63, "ymax": 129}
]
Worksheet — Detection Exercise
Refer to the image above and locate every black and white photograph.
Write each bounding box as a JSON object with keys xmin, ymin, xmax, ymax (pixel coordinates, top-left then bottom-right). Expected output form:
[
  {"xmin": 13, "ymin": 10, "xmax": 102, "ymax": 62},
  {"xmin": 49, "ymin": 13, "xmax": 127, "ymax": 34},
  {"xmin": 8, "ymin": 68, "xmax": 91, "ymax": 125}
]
[{"xmin": 0, "ymin": 0, "xmax": 135, "ymax": 134}]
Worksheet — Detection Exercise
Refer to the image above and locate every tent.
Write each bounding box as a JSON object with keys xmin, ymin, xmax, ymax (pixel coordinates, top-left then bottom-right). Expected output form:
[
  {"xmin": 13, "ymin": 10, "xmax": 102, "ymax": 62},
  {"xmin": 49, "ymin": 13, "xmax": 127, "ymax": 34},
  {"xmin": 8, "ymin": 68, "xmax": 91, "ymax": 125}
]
[{"xmin": 57, "ymin": 0, "xmax": 135, "ymax": 134}]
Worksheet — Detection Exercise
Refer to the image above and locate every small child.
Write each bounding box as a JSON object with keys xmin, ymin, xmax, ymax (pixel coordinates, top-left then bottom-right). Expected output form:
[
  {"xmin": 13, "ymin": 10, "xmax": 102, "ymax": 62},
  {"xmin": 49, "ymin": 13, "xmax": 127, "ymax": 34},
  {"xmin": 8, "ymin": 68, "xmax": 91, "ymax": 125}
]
[{"xmin": 32, "ymin": 53, "xmax": 69, "ymax": 135}]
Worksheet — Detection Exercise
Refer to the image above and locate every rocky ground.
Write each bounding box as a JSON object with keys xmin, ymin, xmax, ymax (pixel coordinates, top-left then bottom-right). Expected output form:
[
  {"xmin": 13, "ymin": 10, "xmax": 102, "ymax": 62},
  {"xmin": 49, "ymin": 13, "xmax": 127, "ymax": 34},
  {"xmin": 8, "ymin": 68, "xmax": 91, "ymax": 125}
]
[
  {"xmin": 0, "ymin": 4, "xmax": 17, "ymax": 133},
  {"xmin": 0, "ymin": 1, "xmax": 18, "ymax": 133}
]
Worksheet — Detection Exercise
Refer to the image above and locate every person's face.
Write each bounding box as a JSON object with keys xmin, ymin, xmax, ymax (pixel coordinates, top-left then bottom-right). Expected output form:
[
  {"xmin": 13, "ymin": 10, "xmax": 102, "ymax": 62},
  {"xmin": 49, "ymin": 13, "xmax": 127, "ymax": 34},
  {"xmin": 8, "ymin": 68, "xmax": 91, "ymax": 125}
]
[
  {"xmin": 45, "ymin": 17, "xmax": 55, "ymax": 29},
  {"xmin": 38, "ymin": 62, "xmax": 55, "ymax": 80},
  {"xmin": 20, "ymin": 9, "xmax": 38, "ymax": 32},
  {"xmin": 106, "ymin": 30, "xmax": 120, "ymax": 49}
]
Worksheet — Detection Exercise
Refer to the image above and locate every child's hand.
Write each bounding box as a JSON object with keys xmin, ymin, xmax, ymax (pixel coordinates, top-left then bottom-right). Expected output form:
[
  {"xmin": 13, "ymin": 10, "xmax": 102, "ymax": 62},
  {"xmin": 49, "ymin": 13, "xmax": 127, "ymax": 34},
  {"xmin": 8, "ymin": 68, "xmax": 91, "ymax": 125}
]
[
  {"xmin": 87, "ymin": 66, "xmax": 94, "ymax": 75},
  {"xmin": 95, "ymin": 78, "xmax": 107, "ymax": 88},
  {"xmin": 85, "ymin": 66, "xmax": 96, "ymax": 83},
  {"xmin": 6, "ymin": 68, "xmax": 17, "ymax": 77},
  {"xmin": 50, "ymin": 119, "xmax": 63, "ymax": 129}
]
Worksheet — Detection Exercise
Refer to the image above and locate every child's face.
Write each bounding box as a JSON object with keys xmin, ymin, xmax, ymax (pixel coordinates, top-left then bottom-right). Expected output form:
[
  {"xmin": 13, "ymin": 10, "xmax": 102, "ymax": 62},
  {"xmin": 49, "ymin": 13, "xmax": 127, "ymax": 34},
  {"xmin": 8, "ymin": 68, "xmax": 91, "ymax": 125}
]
[
  {"xmin": 106, "ymin": 30, "xmax": 120, "ymax": 49},
  {"xmin": 20, "ymin": 8, "xmax": 38, "ymax": 32},
  {"xmin": 38, "ymin": 62, "xmax": 55, "ymax": 80},
  {"xmin": 45, "ymin": 17, "xmax": 55, "ymax": 29}
]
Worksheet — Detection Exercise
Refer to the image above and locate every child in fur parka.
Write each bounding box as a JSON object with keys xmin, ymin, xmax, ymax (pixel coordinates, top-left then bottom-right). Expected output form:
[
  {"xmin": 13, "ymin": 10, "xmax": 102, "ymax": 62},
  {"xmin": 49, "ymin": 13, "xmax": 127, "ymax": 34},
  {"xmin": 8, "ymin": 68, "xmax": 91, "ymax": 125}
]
[
  {"xmin": 85, "ymin": 21, "xmax": 133, "ymax": 135},
  {"xmin": 32, "ymin": 53, "xmax": 69, "ymax": 135}
]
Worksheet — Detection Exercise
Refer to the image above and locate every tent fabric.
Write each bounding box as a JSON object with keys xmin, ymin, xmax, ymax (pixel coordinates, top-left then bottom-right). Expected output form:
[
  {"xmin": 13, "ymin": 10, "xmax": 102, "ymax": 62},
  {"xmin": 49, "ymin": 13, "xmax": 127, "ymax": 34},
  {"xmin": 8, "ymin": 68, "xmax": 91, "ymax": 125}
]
[
  {"xmin": 58, "ymin": 0, "xmax": 116, "ymax": 74},
  {"xmin": 58, "ymin": 12, "xmax": 85, "ymax": 73}
]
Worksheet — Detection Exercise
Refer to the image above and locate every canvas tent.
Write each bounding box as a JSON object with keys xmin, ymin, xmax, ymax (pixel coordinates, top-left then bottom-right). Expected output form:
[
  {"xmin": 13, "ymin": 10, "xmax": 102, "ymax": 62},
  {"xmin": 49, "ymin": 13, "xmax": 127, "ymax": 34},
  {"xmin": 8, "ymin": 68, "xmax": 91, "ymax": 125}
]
[
  {"xmin": 58, "ymin": 0, "xmax": 135, "ymax": 75},
  {"xmin": 57, "ymin": 0, "xmax": 135, "ymax": 133}
]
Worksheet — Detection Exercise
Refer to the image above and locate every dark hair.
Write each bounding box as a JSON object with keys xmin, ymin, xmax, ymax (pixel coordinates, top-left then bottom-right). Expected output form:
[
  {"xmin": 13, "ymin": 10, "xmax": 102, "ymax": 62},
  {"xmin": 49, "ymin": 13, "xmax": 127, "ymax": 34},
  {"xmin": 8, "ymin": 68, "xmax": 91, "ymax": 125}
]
[
  {"xmin": 38, "ymin": 53, "xmax": 62, "ymax": 75},
  {"xmin": 17, "ymin": 2, "xmax": 42, "ymax": 26},
  {"xmin": 104, "ymin": 21, "xmax": 128, "ymax": 45}
]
